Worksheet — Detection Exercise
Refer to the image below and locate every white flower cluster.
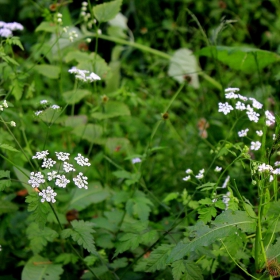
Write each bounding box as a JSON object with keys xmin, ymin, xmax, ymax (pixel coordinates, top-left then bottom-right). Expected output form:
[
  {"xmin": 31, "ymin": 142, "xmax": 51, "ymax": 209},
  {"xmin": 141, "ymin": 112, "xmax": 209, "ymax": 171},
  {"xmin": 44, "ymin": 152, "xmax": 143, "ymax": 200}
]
[
  {"xmin": 28, "ymin": 151, "xmax": 91, "ymax": 203},
  {"xmin": 0, "ymin": 21, "xmax": 24, "ymax": 38},
  {"xmin": 219, "ymin": 87, "xmax": 277, "ymax": 152},
  {"xmin": 68, "ymin": 67, "xmax": 101, "ymax": 82},
  {"xmin": 34, "ymin": 100, "xmax": 60, "ymax": 116},
  {"xmin": 62, "ymin": 26, "xmax": 79, "ymax": 42},
  {"xmin": 182, "ymin": 168, "xmax": 206, "ymax": 181}
]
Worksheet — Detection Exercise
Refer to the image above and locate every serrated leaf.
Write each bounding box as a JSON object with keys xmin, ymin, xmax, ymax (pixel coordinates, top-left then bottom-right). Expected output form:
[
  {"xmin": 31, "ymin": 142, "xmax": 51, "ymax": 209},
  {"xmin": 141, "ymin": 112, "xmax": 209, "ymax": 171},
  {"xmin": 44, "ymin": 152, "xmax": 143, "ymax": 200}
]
[
  {"xmin": 168, "ymin": 48, "xmax": 199, "ymax": 88},
  {"xmin": 7, "ymin": 37, "xmax": 24, "ymax": 50},
  {"xmin": 61, "ymin": 220, "xmax": 96, "ymax": 254},
  {"xmin": 198, "ymin": 198, "xmax": 212, "ymax": 205},
  {"xmin": 172, "ymin": 260, "xmax": 204, "ymax": 280},
  {"xmin": 34, "ymin": 65, "xmax": 60, "ymax": 79},
  {"xmin": 0, "ymin": 143, "xmax": 19, "ymax": 153},
  {"xmin": 68, "ymin": 181, "xmax": 110, "ymax": 211},
  {"xmin": 22, "ymin": 255, "xmax": 63, "ymax": 280},
  {"xmin": 26, "ymin": 223, "xmax": 58, "ymax": 254},
  {"xmin": 198, "ymin": 207, "xmax": 217, "ymax": 223},
  {"xmin": 93, "ymin": 0, "xmax": 122, "ymax": 23},
  {"xmin": 91, "ymin": 101, "xmax": 130, "ymax": 119},
  {"xmin": 10, "ymin": 79, "xmax": 23, "ymax": 100},
  {"xmin": 140, "ymin": 230, "xmax": 159, "ymax": 245},
  {"xmin": 114, "ymin": 233, "xmax": 141, "ymax": 257},
  {"xmin": 0, "ymin": 170, "xmax": 11, "ymax": 191},
  {"xmin": 62, "ymin": 89, "xmax": 91, "ymax": 105},
  {"xmin": 0, "ymin": 52, "xmax": 19, "ymax": 66},
  {"xmin": 215, "ymin": 200, "xmax": 226, "ymax": 210},
  {"xmin": 25, "ymin": 192, "xmax": 49, "ymax": 229},
  {"xmin": 146, "ymin": 244, "xmax": 175, "ymax": 272},
  {"xmin": 55, "ymin": 253, "xmax": 79, "ymax": 265},
  {"xmin": 198, "ymin": 46, "xmax": 280, "ymax": 73},
  {"xmin": 168, "ymin": 210, "xmax": 256, "ymax": 262}
]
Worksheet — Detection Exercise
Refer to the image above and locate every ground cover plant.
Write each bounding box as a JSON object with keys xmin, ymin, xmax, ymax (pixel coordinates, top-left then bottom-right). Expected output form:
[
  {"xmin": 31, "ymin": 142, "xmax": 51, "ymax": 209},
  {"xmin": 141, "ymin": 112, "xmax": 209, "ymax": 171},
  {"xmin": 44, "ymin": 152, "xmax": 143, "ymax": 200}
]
[{"xmin": 1, "ymin": 0, "xmax": 280, "ymax": 279}]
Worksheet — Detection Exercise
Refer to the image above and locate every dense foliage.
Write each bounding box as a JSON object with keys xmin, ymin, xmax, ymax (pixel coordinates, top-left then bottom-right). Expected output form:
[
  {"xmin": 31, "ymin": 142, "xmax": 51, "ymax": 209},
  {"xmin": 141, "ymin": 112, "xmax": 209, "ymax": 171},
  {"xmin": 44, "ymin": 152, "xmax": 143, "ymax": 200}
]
[{"xmin": 1, "ymin": 0, "xmax": 280, "ymax": 279}]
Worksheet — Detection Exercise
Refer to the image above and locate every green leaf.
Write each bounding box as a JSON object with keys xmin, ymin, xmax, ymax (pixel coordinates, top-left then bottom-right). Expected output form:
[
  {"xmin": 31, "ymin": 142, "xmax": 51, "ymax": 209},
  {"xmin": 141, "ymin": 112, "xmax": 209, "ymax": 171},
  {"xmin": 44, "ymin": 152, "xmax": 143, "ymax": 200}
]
[
  {"xmin": 61, "ymin": 220, "xmax": 96, "ymax": 254},
  {"xmin": 91, "ymin": 101, "xmax": 130, "ymax": 120},
  {"xmin": 198, "ymin": 46, "xmax": 280, "ymax": 73},
  {"xmin": 163, "ymin": 192, "xmax": 179, "ymax": 203},
  {"xmin": 62, "ymin": 89, "xmax": 91, "ymax": 105},
  {"xmin": 105, "ymin": 137, "xmax": 130, "ymax": 153},
  {"xmin": 114, "ymin": 233, "xmax": 141, "ymax": 257},
  {"xmin": 25, "ymin": 192, "xmax": 49, "ymax": 229},
  {"xmin": 22, "ymin": 255, "xmax": 63, "ymax": 280},
  {"xmin": 168, "ymin": 48, "xmax": 199, "ymax": 88},
  {"xmin": 112, "ymin": 170, "xmax": 133, "ymax": 179},
  {"xmin": 34, "ymin": 65, "xmax": 60, "ymax": 79},
  {"xmin": 0, "ymin": 51, "xmax": 19, "ymax": 66},
  {"xmin": 72, "ymin": 124, "xmax": 103, "ymax": 143},
  {"xmin": 168, "ymin": 210, "xmax": 256, "ymax": 262},
  {"xmin": 10, "ymin": 79, "xmax": 23, "ymax": 100},
  {"xmin": 198, "ymin": 198, "xmax": 212, "ymax": 205},
  {"xmin": 55, "ymin": 253, "xmax": 79, "ymax": 265},
  {"xmin": 266, "ymin": 237, "xmax": 280, "ymax": 259},
  {"xmin": 93, "ymin": 0, "xmax": 122, "ymax": 23},
  {"xmin": 0, "ymin": 143, "xmax": 19, "ymax": 153},
  {"xmin": 68, "ymin": 181, "xmax": 110, "ymax": 211},
  {"xmin": 13, "ymin": 166, "xmax": 33, "ymax": 193},
  {"xmin": 0, "ymin": 170, "xmax": 11, "ymax": 191},
  {"xmin": 198, "ymin": 206, "xmax": 217, "ymax": 223},
  {"xmin": 0, "ymin": 200, "xmax": 18, "ymax": 215},
  {"xmin": 140, "ymin": 230, "xmax": 159, "ymax": 245},
  {"xmin": 7, "ymin": 37, "xmax": 24, "ymax": 50},
  {"xmin": 35, "ymin": 21, "xmax": 59, "ymax": 33},
  {"xmin": 26, "ymin": 223, "xmax": 58, "ymax": 254},
  {"xmin": 172, "ymin": 260, "xmax": 203, "ymax": 280},
  {"xmin": 146, "ymin": 244, "xmax": 175, "ymax": 272}
]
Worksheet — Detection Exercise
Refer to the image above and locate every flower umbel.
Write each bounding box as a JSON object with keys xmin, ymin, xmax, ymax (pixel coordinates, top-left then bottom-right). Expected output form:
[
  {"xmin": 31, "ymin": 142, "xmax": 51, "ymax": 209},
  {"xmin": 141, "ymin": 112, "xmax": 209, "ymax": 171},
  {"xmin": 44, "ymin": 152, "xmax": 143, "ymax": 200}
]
[{"xmin": 39, "ymin": 186, "xmax": 57, "ymax": 203}]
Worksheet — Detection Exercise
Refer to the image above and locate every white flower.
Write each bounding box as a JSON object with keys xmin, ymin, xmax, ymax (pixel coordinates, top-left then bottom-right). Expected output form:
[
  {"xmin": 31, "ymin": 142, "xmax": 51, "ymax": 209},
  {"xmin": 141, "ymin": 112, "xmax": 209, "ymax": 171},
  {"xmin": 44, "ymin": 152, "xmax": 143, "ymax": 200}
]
[
  {"xmin": 132, "ymin": 158, "xmax": 141, "ymax": 164},
  {"xmin": 3, "ymin": 100, "xmax": 8, "ymax": 108},
  {"xmin": 55, "ymin": 152, "xmax": 70, "ymax": 161},
  {"xmin": 195, "ymin": 169, "xmax": 204, "ymax": 179},
  {"xmin": 246, "ymin": 110, "xmax": 260, "ymax": 123},
  {"xmin": 235, "ymin": 101, "xmax": 246, "ymax": 111},
  {"xmin": 218, "ymin": 102, "xmax": 234, "ymax": 115},
  {"xmin": 0, "ymin": 105, "xmax": 3, "ymax": 111},
  {"xmin": 68, "ymin": 67, "xmax": 101, "ymax": 83},
  {"xmin": 249, "ymin": 98, "xmax": 263, "ymax": 109},
  {"xmin": 238, "ymin": 94, "xmax": 248, "ymax": 101},
  {"xmin": 250, "ymin": 141, "xmax": 261, "ymax": 151},
  {"xmin": 40, "ymin": 100, "xmax": 48, "ymax": 104},
  {"xmin": 222, "ymin": 176, "xmax": 230, "ymax": 188},
  {"xmin": 223, "ymin": 192, "xmax": 230, "ymax": 209},
  {"xmin": 10, "ymin": 121, "xmax": 16, "ymax": 127},
  {"xmin": 35, "ymin": 110, "xmax": 43, "ymax": 116},
  {"xmin": 51, "ymin": 105, "xmax": 60, "ymax": 109},
  {"xmin": 63, "ymin": 162, "xmax": 76, "ymax": 173},
  {"xmin": 275, "ymin": 161, "xmax": 280, "ymax": 167},
  {"xmin": 214, "ymin": 166, "xmax": 222, "ymax": 172},
  {"xmin": 183, "ymin": 175, "xmax": 190, "ymax": 181},
  {"xmin": 32, "ymin": 150, "xmax": 49, "ymax": 160},
  {"xmin": 270, "ymin": 175, "xmax": 274, "ymax": 182},
  {"xmin": 87, "ymin": 72, "xmax": 101, "ymax": 82},
  {"xmin": 225, "ymin": 92, "xmax": 239, "ymax": 99},
  {"xmin": 55, "ymin": 174, "xmax": 70, "ymax": 188},
  {"xmin": 28, "ymin": 171, "xmax": 45, "ymax": 188},
  {"xmin": 273, "ymin": 134, "xmax": 276, "ymax": 141},
  {"xmin": 265, "ymin": 110, "xmax": 275, "ymax": 126},
  {"xmin": 256, "ymin": 130, "xmax": 263, "ymax": 136},
  {"xmin": 0, "ymin": 28, "xmax": 12, "ymax": 37},
  {"xmin": 258, "ymin": 163, "xmax": 273, "ymax": 173},
  {"xmin": 42, "ymin": 158, "xmax": 56, "ymax": 169},
  {"xmin": 185, "ymin": 169, "xmax": 193, "ymax": 174},
  {"xmin": 47, "ymin": 171, "xmax": 58, "ymax": 181},
  {"xmin": 5, "ymin": 22, "xmax": 24, "ymax": 31},
  {"xmin": 273, "ymin": 168, "xmax": 280, "ymax": 175},
  {"xmin": 74, "ymin": 153, "xmax": 91, "ymax": 166},
  {"xmin": 39, "ymin": 186, "xmax": 57, "ymax": 203},
  {"xmin": 238, "ymin": 128, "xmax": 249, "ymax": 137},
  {"xmin": 73, "ymin": 172, "xmax": 88, "ymax": 189},
  {"xmin": 225, "ymin": 87, "xmax": 239, "ymax": 92}
]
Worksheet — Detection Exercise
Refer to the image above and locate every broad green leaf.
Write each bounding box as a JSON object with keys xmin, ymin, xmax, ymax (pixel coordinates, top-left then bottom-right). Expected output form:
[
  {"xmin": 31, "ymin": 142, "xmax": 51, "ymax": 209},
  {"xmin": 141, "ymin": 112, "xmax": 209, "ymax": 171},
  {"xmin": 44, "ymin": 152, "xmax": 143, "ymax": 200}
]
[
  {"xmin": 64, "ymin": 115, "xmax": 87, "ymax": 128},
  {"xmin": 34, "ymin": 65, "xmax": 60, "ymax": 79},
  {"xmin": 199, "ymin": 46, "xmax": 280, "ymax": 73},
  {"xmin": 0, "ymin": 143, "xmax": 19, "ymax": 153},
  {"xmin": 172, "ymin": 260, "xmax": 203, "ymax": 280},
  {"xmin": 168, "ymin": 48, "xmax": 199, "ymax": 88},
  {"xmin": 68, "ymin": 181, "xmax": 110, "ymax": 211},
  {"xmin": 105, "ymin": 137, "xmax": 130, "ymax": 153},
  {"xmin": 91, "ymin": 101, "xmax": 130, "ymax": 119},
  {"xmin": 25, "ymin": 192, "xmax": 49, "ymax": 229},
  {"xmin": 140, "ymin": 230, "xmax": 159, "ymax": 245},
  {"xmin": 13, "ymin": 166, "xmax": 33, "ymax": 193},
  {"xmin": 72, "ymin": 124, "xmax": 103, "ymax": 143},
  {"xmin": 10, "ymin": 79, "xmax": 23, "ymax": 100},
  {"xmin": 22, "ymin": 255, "xmax": 63, "ymax": 280},
  {"xmin": 93, "ymin": 0, "xmax": 122, "ymax": 23},
  {"xmin": 198, "ymin": 198, "xmax": 213, "ymax": 205},
  {"xmin": 163, "ymin": 192, "xmax": 179, "ymax": 203},
  {"xmin": 198, "ymin": 206, "xmax": 217, "ymax": 223},
  {"xmin": 146, "ymin": 244, "xmax": 175, "ymax": 272},
  {"xmin": 0, "ymin": 51, "xmax": 19, "ymax": 66},
  {"xmin": 62, "ymin": 89, "xmax": 91, "ymax": 104},
  {"xmin": 109, "ymin": 13, "xmax": 128, "ymax": 29},
  {"xmin": 111, "ymin": 258, "xmax": 128, "ymax": 269},
  {"xmin": 37, "ymin": 107, "xmax": 61, "ymax": 124},
  {"xmin": 61, "ymin": 220, "xmax": 96, "ymax": 254},
  {"xmin": 26, "ymin": 223, "xmax": 58, "ymax": 254},
  {"xmin": 35, "ymin": 21, "xmax": 59, "ymax": 33},
  {"xmin": 266, "ymin": 237, "xmax": 280, "ymax": 259},
  {"xmin": 168, "ymin": 210, "xmax": 256, "ymax": 262}
]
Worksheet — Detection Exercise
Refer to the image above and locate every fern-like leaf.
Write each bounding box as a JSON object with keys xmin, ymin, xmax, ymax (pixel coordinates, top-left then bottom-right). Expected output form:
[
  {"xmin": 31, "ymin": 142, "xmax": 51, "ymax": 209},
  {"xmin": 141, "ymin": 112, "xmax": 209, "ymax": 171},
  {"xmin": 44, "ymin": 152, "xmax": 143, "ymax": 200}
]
[
  {"xmin": 172, "ymin": 260, "xmax": 203, "ymax": 280},
  {"xmin": 61, "ymin": 220, "xmax": 96, "ymax": 254}
]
